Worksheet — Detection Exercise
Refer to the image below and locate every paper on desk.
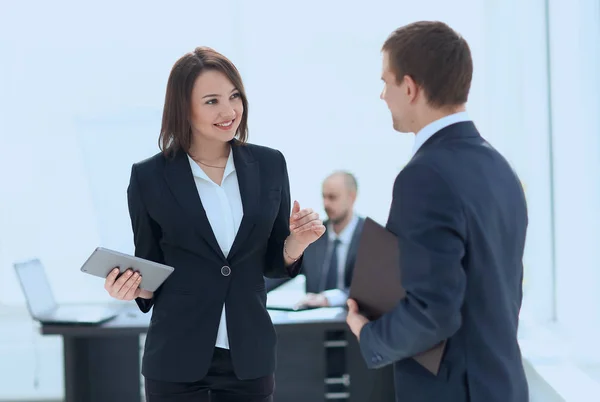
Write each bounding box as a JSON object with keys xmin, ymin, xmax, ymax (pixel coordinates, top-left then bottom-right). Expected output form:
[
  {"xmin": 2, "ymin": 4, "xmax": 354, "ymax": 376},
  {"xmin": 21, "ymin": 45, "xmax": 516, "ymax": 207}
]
[
  {"xmin": 287, "ymin": 307, "xmax": 346, "ymax": 320},
  {"xmin": 266, "ymin": 275, "xmax": 306, "ymax": 310},
  {"xmin": 273, "ymin": 275, "xmax": 306, "ymax": 293},
  {"xmin": 266, "ymin": 290, "xmax": 305, "ymax": 307},
  {"xmin": 268, "ymin": 309, "xmax": 287, "ymax": 320}
]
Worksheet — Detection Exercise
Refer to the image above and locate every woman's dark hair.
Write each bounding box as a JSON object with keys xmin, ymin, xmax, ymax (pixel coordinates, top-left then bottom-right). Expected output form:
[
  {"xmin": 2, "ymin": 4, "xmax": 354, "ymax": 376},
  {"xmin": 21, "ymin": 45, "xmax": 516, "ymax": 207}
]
[{"xmin": 159, "ymin": 47, "xmax": 248, "ymax": 156}]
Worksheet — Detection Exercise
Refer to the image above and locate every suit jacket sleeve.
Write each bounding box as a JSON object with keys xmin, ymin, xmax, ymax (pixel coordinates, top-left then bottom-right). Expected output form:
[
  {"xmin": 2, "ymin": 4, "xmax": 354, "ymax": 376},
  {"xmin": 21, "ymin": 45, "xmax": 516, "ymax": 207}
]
[
  {"xmin": 127, "ymin": 164, "xmax": 165, "ymax": 313},
  {"xmin": 263, "ymin": 150, "xmax": 303, "ymax": 278},
  {"xmin": 359, "ymin": 163, "xmax": 467, "ymax": 369}
]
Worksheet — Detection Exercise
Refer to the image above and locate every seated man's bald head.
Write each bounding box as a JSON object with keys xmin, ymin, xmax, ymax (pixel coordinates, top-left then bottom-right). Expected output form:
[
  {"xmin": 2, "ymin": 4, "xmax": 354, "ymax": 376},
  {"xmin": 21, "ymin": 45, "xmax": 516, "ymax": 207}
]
[{"xmin": 322, "ymin": 171, "xmax": 358, "ymax": 226}]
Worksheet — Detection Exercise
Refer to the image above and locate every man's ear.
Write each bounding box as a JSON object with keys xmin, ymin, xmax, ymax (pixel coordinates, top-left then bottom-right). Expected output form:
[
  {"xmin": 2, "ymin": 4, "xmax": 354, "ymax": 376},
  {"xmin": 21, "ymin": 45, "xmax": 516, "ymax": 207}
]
[{"xmin": 403, "ymin": 75, "xmax": 419, "ymax": 103}]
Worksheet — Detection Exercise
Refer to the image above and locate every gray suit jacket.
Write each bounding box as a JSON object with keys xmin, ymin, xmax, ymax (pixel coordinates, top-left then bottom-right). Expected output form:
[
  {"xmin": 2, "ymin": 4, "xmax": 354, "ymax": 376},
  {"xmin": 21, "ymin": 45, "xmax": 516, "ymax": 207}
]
[{"xmin": 265, "ymin": 217, "xmax": 365, "ymax": 294}]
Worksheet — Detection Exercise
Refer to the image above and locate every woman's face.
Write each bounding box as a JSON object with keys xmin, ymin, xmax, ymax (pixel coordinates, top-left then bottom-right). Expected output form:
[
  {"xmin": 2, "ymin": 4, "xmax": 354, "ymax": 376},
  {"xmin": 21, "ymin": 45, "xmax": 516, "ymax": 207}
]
[{"xmin": 189, "ymin": 70, "xmax": 244, "ymax": 145}]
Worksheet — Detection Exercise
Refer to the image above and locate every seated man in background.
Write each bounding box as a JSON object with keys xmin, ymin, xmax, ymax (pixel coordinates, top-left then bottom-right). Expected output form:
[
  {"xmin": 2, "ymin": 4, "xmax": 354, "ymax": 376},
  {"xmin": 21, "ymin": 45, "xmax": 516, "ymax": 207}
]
[
  {"xmin": 267, "ymin": 171, "xmax": 366, "ymax": 394},
  {"xmin": 267, "ymin": 171, "xmax": 364, "ymax": 308}
]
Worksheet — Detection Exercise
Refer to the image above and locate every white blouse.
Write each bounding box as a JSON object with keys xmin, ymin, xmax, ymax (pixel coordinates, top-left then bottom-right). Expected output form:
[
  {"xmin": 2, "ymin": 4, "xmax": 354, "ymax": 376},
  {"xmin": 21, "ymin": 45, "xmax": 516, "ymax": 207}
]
[{"xmin": 187, "ymin": 149, "xmax": 243, "ymax": 349}]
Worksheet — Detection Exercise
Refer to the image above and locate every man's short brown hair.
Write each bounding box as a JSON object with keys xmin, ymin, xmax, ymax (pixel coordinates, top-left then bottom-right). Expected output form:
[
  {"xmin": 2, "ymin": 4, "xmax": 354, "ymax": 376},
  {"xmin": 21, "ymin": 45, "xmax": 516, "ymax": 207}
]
[{"xmin": 383, "ymin": 21, "xmax": 473, "ymax": 108}]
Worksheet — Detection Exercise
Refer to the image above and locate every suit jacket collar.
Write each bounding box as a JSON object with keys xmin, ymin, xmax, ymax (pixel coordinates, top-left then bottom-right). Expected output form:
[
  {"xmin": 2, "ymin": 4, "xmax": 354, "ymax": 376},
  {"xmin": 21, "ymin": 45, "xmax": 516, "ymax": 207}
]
[
  {"xmin": 228, "ymin": 142, "xmax": 259, "ymax": 259},
  {"xmin": 413, "ymin": 121, "xmax": 480, "ymax": 158},
  {"xmin": 412, "ymin": 112, "xmax": 471, "ymax": 156},
  {"xmin": 163, "ymin": 141, "xmax": 260, "ymax": 262}
]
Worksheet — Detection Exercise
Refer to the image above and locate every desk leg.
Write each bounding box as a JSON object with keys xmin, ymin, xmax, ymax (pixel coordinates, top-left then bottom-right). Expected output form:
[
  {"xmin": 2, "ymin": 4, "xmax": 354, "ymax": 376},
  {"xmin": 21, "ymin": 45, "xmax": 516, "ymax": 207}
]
[
  {"xmin": 346, "ymin": 335, "xmax": 395, "ymax": 402},
  {"xmin": 63, "ymin": 335, "xmax": 141, "ymax": 402},
  {"xmin": 274, "ymin": 328, "xmax": 326, "ymax": 402}
]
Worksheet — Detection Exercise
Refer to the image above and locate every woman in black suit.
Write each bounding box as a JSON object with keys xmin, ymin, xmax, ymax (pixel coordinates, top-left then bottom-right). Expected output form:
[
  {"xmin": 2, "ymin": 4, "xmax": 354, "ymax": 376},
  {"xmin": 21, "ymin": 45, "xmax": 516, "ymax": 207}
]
[{"xmin": 103, "ymin": 47, "xmax": 325, "ymax": 402}]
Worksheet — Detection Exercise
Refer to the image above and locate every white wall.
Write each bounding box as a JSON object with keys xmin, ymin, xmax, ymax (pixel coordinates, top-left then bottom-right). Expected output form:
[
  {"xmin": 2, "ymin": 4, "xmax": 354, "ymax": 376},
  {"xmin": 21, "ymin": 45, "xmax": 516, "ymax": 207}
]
[
  {"xmin": 235, "ymin": 0, "xmax": 493, "ymax": 224},
  {"xmin": 548, "ymin": 0, "xmax": 600, "ymax": 363},
  {"xmin": 0, "ymin": 0, "xmax": 241, "ymax": 304},
  {"xmin": 479, "ymin": 0, "xmax": 555, "ymax": 322},
  {"xmin": 0, "ymin": 0, "xmax": 501, "ymax": 305}
]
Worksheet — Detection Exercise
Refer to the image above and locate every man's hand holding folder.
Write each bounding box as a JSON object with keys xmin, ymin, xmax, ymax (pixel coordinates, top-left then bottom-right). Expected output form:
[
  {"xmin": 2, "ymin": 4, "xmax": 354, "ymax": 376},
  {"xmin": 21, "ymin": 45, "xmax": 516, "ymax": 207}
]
[
  {"xmin": 345, "ymin": 217, "xmax": 446, "ymax": 375},
  {"xmin": 345, "ymin": 299, "xmax": 369, "ymax": 338}
]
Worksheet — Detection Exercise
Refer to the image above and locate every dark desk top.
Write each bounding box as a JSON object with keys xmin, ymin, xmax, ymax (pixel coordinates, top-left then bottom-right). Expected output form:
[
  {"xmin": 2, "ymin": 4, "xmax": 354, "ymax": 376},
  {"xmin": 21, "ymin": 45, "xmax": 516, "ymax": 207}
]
[{"xmin": 41, "ymin": 306, "xmax": 349, "ymax": 338}]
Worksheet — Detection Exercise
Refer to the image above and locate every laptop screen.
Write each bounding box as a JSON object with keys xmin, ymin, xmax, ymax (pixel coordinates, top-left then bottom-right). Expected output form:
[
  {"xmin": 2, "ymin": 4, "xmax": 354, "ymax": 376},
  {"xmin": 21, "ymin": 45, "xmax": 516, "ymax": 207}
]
[{"xmin": 13, "ymin": 259, "xmax": 58, "ymax": 317}]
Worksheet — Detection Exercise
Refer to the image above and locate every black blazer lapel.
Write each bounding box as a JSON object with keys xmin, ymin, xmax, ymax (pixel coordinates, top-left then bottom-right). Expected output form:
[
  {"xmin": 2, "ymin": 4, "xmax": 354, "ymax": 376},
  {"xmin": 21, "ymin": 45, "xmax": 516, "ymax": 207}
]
[
  {"xmin": 163, "ymin": 149, "xmax": 226, "ymax": 261},
  {"xmin": 228, "ymin": 143, "xmax": 260, "ymax": 260},
  {"xmin": 309, "ymin": 231, "xmax": 329, "ymax": 293}
]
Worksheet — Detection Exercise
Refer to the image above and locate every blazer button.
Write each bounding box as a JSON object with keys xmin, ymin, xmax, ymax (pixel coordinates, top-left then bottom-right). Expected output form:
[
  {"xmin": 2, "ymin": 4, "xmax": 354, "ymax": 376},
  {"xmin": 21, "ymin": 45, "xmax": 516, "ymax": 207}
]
[{"xmin": 221, "ymin": 266, "xmax": 231, "ymax": 277}]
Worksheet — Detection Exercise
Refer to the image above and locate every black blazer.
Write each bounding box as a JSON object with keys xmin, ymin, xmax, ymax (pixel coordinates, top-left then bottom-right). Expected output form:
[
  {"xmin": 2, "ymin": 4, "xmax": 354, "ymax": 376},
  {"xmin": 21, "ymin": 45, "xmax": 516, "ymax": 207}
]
[
  {"xmin": 266, "ymin": 217, "xmax": 365, "ymax": 294},
  {"xmin": 358, "ymin": 122, "xmax": 529, "ymax": 402},
  {"xmin": 127, "ymin": 141, "xmax": 302, "ymax": 383}
]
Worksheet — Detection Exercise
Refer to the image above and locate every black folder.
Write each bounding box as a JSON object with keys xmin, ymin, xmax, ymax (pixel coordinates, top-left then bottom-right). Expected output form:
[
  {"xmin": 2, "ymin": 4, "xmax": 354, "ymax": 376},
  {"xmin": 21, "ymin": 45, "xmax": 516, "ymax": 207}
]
[{"xmin": 349, "ymin": 217, "xmax": 446, "ymax": 375}]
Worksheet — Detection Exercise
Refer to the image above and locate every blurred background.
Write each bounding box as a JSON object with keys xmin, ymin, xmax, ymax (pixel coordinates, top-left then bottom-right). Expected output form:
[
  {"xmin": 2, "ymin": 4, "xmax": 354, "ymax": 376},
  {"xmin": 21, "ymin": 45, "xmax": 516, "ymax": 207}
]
[{"xmin": 1, "ymin": 0, "xmax": 599, "ymax": 401}]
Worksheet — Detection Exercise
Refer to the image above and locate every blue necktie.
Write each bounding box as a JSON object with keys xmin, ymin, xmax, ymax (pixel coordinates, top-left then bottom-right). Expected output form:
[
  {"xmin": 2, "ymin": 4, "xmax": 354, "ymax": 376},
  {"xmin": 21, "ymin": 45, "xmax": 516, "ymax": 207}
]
[{"xmin": 324, "ymin": 239, "xmax": 341, "ymax": 291}]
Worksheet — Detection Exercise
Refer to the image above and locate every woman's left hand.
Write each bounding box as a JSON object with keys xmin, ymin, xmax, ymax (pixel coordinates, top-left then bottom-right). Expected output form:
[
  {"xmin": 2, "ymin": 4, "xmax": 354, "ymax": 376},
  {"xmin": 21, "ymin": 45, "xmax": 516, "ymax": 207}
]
[{"xmin": 289, "ymin": 200, "xmax": 326, "ymax": 246}]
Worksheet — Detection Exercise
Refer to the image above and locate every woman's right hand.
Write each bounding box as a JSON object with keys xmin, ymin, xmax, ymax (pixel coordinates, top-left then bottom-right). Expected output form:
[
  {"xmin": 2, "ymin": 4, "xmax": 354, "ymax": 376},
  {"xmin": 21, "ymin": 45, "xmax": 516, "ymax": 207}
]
[{"xmin": 104, "ymin": 268, "xmax": 154, "ymax": 300}]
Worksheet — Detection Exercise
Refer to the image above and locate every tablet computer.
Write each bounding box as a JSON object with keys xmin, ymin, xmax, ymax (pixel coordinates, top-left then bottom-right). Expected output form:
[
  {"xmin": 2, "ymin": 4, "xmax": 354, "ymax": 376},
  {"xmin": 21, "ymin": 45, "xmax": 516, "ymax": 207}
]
[{"xmin": 80, "ymin": 247, "xmax": 174, "ymax": 292}]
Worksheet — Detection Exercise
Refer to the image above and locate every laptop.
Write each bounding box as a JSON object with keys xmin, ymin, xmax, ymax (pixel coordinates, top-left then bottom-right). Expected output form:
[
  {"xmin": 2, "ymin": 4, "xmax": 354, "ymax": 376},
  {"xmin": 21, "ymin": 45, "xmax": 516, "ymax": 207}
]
[{"xmin": 14, "ymin": 258, "xmax": 120, "ymax": 325}]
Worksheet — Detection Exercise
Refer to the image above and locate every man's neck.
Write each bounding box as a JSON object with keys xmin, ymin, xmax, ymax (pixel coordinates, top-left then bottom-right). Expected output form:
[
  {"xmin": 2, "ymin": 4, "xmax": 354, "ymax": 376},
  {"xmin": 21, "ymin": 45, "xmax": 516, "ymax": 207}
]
[
  {"xmin": 331, "ymin": 213, "xmax": 353, "ymax": 235},
  {"xmin": 413, "ymin": 105, "xmax": 466, "ymax": 135}
]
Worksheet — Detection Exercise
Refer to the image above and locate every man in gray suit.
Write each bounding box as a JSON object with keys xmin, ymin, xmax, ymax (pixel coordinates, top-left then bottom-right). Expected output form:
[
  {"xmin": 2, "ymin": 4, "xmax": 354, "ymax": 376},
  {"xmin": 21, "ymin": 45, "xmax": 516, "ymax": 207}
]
[{"xmin": 266, "ymin": 171, "xmax": 364, "ymax": 308}]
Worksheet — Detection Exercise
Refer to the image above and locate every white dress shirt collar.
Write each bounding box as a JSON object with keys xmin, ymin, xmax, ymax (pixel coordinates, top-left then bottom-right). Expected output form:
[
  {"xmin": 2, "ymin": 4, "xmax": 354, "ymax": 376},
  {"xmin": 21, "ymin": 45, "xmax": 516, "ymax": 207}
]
[
  {"xmin": 327, "ymin": 212, "xmax": 359, "ymax": 244},
  {"xmin": 412, "ymin": 111, "xmax": 471, "ymax": 156}
]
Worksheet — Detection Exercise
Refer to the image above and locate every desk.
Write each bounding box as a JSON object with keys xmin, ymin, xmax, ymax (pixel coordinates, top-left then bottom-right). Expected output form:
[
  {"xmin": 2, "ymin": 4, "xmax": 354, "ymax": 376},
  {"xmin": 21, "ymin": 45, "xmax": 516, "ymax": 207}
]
[{"xmin": 42, "ymin": 308, "xmax": 394, "ymax": 402}]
